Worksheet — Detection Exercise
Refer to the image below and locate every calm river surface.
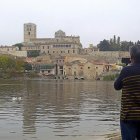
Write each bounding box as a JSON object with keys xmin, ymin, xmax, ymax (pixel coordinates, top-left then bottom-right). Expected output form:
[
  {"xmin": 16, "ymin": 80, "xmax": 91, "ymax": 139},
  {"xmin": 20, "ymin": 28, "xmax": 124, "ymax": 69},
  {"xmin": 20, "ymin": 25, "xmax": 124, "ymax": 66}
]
[{"xmin": 0, "ymin": 79, "xmax": 121, "ymax": 140}]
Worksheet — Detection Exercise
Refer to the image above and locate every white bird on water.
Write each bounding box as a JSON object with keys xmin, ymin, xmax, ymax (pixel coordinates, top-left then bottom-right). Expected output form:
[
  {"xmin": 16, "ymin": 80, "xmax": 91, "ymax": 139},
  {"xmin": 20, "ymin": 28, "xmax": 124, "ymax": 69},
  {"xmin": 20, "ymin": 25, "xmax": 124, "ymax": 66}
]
[{"xmin": 12, "ymin": 97, "xmax": 22, "ymax": 101}]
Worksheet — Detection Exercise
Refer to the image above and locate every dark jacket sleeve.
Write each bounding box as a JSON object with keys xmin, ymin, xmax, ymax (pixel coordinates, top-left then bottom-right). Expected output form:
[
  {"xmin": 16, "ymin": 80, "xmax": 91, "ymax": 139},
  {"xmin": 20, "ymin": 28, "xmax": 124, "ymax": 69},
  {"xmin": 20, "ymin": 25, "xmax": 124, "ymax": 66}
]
[{"xmin": 114, "ymin": 68, "xmax": 125, "ymax": 90}]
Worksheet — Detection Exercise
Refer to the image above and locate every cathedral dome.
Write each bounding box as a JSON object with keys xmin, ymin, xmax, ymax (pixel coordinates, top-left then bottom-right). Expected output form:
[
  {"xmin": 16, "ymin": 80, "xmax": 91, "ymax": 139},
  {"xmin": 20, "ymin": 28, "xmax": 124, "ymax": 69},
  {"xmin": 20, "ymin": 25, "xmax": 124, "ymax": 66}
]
[{"xmin": 55, "ymin": 30, "xmax": 66, "ymax": 38}]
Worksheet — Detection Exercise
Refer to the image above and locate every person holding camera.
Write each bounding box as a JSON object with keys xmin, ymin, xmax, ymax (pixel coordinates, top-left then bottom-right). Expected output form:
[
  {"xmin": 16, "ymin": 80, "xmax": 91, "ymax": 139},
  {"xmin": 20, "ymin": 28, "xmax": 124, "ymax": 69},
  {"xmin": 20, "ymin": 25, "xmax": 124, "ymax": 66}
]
[{"xmin": 114, "ymin": 44, "xmax": 140, "ymax": 140}]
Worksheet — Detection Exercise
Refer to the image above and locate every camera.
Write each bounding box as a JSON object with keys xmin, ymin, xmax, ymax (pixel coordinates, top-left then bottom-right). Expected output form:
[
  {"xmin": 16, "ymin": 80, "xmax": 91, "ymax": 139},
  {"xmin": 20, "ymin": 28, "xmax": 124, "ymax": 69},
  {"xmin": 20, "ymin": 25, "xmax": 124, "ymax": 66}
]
[{"xmin": 122, "ymin": 58, "xmax": 131, "ymax": 65}]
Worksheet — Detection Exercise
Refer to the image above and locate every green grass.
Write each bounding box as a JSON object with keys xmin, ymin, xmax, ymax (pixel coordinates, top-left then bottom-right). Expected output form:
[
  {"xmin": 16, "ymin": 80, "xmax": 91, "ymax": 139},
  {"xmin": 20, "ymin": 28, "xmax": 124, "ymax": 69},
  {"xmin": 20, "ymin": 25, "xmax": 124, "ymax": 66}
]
[{"xmin": 103, "ymin": 73, "xmax": 119, "ymax": 81}]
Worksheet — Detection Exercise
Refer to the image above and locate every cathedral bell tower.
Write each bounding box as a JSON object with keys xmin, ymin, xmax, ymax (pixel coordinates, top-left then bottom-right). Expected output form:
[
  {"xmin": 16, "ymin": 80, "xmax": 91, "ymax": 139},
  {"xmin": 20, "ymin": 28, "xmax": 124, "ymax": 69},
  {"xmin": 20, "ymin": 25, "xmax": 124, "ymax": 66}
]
[{"xmin": 24, "ymin": 23, "xmax": 36, "ymax": 43}]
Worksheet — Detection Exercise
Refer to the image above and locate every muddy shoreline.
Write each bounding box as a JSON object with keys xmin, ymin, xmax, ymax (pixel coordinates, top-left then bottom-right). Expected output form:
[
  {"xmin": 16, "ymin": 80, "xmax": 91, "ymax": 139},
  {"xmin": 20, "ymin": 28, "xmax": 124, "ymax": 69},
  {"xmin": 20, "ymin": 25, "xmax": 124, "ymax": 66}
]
[{"xmin": 97, "ymin": 132, "xmax": 121, "ymax": 140}]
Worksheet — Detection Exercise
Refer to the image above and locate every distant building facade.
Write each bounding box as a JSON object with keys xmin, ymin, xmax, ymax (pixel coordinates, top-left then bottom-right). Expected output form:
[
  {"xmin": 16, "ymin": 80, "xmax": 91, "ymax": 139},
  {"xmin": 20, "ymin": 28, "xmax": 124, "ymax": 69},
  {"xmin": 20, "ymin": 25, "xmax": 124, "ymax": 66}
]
[
  {"xmin": 35, "ymin": 62, "xmax": 55, "ymax": 75},
  {"xmin": 62, "ymin": 61, "xmax": 112, "ymax": 80},
  {"xmin": 0, "ymin": 46, "xmax": 27, "ymax": 57},
  {"xmin": 22, "ymin": 23, "xmax": 83, "ymax": 56},
  {"xmin": 56, "ymin": 57, "xmax": 65, "ymax": 75}
]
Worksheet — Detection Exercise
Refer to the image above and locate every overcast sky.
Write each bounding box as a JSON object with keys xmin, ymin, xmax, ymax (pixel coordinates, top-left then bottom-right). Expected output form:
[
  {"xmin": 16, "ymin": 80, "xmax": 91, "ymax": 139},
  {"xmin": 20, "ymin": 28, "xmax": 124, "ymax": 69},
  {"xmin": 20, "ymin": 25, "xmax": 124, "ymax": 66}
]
[{"xmin": 0, "ymin": 0, "xmax": 140, "ymax": 47}]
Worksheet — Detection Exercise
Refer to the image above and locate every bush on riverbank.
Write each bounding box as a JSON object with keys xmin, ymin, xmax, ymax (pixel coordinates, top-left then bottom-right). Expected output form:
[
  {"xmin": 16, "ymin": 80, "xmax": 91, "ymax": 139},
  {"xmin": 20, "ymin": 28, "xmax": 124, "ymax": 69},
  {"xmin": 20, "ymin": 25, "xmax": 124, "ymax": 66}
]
[
  {"xmin": 28, "ymin": 70, "xmax": 39, "ymax": 78},
  {"xmin": 0, "ymin": 56, "xmax": 39, "ymax": 79},
  {"xmin": 103, "ymin": 73, "xmax": 119, "ymax": 81},
  {"xmin": 0, "ymin": 69, "xmax": 39, "ymax": 79}
]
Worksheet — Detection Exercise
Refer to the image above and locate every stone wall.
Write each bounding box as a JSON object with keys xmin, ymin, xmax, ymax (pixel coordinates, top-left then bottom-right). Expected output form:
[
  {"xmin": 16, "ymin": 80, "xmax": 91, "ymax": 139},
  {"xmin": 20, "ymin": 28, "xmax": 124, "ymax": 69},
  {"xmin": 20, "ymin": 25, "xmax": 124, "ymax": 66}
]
[
  {"xmin": 0, "ymin": 50, "xmax": 27, "ymax": 57},
  {"xmin": 90, "ymin": 51, "xmax": 130, "ymax": 58},
  {"xmin": 72, "ymin": 64, "xmax": 84, "ymax": 76},
  {"xmin": 65, "ymin": 56, "xmax": 87, "ymax": 63},
  {"xmin": 36, "ymin": 55, "xmax": 51, "ymax": 62},
  {"xmin": 15, "ymin": 51, "xmax": 27, "ymax": 57},
  {"xmin": 81, "ymin": 51, "xmax": 130, "ymax": 63},
  {"xmin": 32, "ymin": 51, "xmax": 130, "ymax": 64},
  {"xmin": 83, "ymin": 62, "xmax": 95, "ymax": 79}
]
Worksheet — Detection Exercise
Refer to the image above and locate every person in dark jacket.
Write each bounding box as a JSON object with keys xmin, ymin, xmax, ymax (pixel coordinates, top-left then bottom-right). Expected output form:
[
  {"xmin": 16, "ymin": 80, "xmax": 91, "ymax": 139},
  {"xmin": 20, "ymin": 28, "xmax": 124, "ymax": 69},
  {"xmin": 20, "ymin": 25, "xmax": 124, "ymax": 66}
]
[{"xmin": 114, "ymin": 44, "xmax": 140, "ymax": 140}]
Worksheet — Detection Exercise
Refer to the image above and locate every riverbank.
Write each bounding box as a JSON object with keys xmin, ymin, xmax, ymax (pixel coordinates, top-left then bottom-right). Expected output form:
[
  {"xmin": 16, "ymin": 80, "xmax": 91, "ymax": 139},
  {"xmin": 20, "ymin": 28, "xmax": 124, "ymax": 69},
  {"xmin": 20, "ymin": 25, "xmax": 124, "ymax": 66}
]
[
  {"xmin": 105, "ymin": 132, "xmax": 121, "ymax": 140},
  {"xmin": 96, "ymin": 131, "xmax": 121, "ymax": 140}
]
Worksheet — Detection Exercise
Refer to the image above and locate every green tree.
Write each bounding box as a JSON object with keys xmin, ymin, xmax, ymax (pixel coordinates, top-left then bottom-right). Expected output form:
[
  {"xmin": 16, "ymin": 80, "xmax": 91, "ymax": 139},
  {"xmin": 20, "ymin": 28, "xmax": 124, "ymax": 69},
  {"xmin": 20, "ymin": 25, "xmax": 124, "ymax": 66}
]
[
  {"xmin": 0, "ymin": 56, "xmax": 25, "ymax": 72},
  {"xmin": 13, "ymin": 43, "xmax": 23, "ymax": 50},
  {"xmin": 110, "ymin": 38, "xmax": 113, "ymax": 45},
  {"xmin": 98, "ymin": 39, "xmax": 110, "ymax": 51},
  {"xmin": 28, "ymin": 50, "xmax": 40, "ymax": 57},
  {"xmin": 0, "ymin": 56, "xmax": 15, "ymax": 70},
  {"xmin": 117, "ymin": 36, "xmax": 120, "ymax": 50},
  {"xmin": 24, "ymin": 62, "xmax": 32, "ymax": 71},
  {"xmin": 109, "ymin": 35, "xmax": 119, "ymax": 51},
  {"xmin": 120, "ymin": 41, "xmax": 130, "ymax": 51},
  {"xmin": 137, "ymin": 40, "xmax": 140, "ymax": 44},
  {"xmin": 13, "ymin": 57, "xmax": 25, "ymax": 72},
  {"xmin": 113, "ymin": 35, "xmax": 116, "ymax": 44}
]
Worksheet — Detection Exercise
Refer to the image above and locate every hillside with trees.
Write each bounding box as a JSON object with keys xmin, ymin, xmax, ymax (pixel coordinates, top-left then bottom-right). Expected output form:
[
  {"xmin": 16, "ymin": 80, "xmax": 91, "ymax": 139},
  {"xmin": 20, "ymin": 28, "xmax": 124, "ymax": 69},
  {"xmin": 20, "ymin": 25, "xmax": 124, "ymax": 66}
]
[{"xmin": 98, "ymin": 35, "xmax": 140, "ymax": 51}]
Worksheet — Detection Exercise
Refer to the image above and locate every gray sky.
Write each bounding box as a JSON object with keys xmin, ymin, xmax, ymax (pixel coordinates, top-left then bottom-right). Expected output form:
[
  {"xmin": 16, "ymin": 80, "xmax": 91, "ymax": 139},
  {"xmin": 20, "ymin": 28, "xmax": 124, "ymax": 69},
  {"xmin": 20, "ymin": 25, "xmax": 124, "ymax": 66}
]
[{"xmin": 0, "ymin": 0, "xmax": 140, "ymax": 47}]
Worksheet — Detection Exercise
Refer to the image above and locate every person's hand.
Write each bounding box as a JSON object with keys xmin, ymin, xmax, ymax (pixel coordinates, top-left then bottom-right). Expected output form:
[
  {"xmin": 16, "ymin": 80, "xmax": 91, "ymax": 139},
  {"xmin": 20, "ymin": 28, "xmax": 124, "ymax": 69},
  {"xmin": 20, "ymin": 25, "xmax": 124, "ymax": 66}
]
[{"xmin": 127, "ymin": 63, "xmax": 132, "ymax": 66}]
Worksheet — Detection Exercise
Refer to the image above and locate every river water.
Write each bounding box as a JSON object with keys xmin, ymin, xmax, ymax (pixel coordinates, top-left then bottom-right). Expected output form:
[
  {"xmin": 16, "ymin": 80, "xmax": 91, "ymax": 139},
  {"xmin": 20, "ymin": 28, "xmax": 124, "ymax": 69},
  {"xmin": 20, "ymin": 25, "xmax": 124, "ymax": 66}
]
[{"xmin": 0, "ymin": 79, "xmax": 121, "ymax": 140}]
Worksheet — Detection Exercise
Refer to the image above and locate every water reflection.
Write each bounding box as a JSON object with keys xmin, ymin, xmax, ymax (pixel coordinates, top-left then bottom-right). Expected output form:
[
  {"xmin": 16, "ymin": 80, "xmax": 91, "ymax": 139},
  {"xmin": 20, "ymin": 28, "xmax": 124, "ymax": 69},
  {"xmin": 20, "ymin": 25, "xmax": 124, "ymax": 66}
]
[{"xmin": 0, "ymin": 79, "xmax": 121, "ymax": 140}]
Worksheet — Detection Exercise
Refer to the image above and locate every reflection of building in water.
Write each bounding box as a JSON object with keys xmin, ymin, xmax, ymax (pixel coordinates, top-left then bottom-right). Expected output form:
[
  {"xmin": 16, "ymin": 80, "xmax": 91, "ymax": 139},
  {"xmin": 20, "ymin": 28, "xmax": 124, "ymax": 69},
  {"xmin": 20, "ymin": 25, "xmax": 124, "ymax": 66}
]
[
  {"xmin": 22, "ymin": 80, "xmax": 84, "ymax": 130},
  {"xmin": 21, "ymin": 80, "xmax": 120, "ymax": 132},
  {"xmin": 22, "ymin": 81, "xmax": 41, "ymax": 135},
  {"xmin": 22, "ymin": 97, "xmax": 37, "ymax": 135},
  {"xmin": 21, "ymin": 80, "xmax": 120, "ymax": 137}
]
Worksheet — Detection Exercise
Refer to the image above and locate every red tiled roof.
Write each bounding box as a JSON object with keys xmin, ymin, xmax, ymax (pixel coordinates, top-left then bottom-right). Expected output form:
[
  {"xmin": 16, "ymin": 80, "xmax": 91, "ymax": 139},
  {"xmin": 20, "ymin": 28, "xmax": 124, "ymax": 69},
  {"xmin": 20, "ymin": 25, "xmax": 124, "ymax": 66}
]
[
  {"xmin": 92, "ymin": 62, "xmax": 110, "ymax": 66},
  {"xmin": 64, "ymin": 63, "xmax": 72, "ymax": 66},
  {"xmin": 23, "ymin": 58, "xmax": 35, "ymax": 61},
  {"xmin": 34, "ymin": 62, "xmax": 50, "ymax": 65},
  {"xmin": 75, "ymin": 63, "xmax": 84, "ymax": 66},
  {"xmin": 103, "ymin": 62, "xmax": 111, "ymax": 66}
]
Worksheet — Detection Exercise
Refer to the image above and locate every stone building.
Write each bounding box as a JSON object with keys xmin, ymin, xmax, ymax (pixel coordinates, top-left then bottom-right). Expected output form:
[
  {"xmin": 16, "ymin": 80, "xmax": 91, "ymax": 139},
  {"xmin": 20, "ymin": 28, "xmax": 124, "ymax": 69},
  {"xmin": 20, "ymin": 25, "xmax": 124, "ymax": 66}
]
[
  {"xmin": 0, "ymin": 46, "xmax": 18, "ymax": 52},
  {"xmin": 65, "ymin": 56, "xmax": 87, "ymax": 63},
  {"xmin": 63, "ymin": 61, "xmax": 111, "ymax": 80},
  {"xmin": 56, "ymin": 57, "xmax": 65, "ymax": 75},
  {"xmin": 24, "ymin": 23, "xmax": 36, "ymax": 43},
  {"xmin": 35, "ymin": 62, "xmax": 55, "ymax": 75},
  {"xmin": 72, "ymin": 63, "xmax": 84, "ymax": 78},
  {"xmin": 63, "ymin": 62, "xmax": 95, "ymax": 80},
  {"xmin": 83, "ymin": 62, "xmax": 96, "ymax": 79},
  {"xmin": 93, "ymin": 62, "xmax": 111, "ymax": 78},
  {"xmin": 22, "ymin": 23, "xmax": 82, "ymax": 56},
  {"xmin": 83, "ymin": 44, "xmax": 99, "ymax": 55},
  {"xmin": 63, "ymin": 63, "xmax": 72, "ymax": 77},
  {"xmin": 0, "ymin": 46, "xmax": 27, "ymax": 57}
]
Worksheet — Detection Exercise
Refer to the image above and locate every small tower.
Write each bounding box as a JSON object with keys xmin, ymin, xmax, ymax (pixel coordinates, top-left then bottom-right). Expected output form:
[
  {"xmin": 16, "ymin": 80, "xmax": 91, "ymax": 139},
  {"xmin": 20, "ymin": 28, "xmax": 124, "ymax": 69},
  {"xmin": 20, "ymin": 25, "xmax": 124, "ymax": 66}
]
[
  {"xmin": 55, "ymin": 30, "xmax": 66, "ymax": 38},
  {"xmin": 24, "ymin": 23, "xmax": 36, "ymax": 43}
]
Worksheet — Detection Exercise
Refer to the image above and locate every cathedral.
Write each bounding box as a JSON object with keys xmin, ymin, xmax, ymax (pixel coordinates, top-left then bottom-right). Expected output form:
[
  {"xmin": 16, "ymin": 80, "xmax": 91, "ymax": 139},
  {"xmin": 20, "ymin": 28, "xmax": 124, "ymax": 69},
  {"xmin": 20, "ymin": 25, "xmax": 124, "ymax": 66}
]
[{"xmin": 22, "ymin": 23, "xmax": 83, "ymax": 56}]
